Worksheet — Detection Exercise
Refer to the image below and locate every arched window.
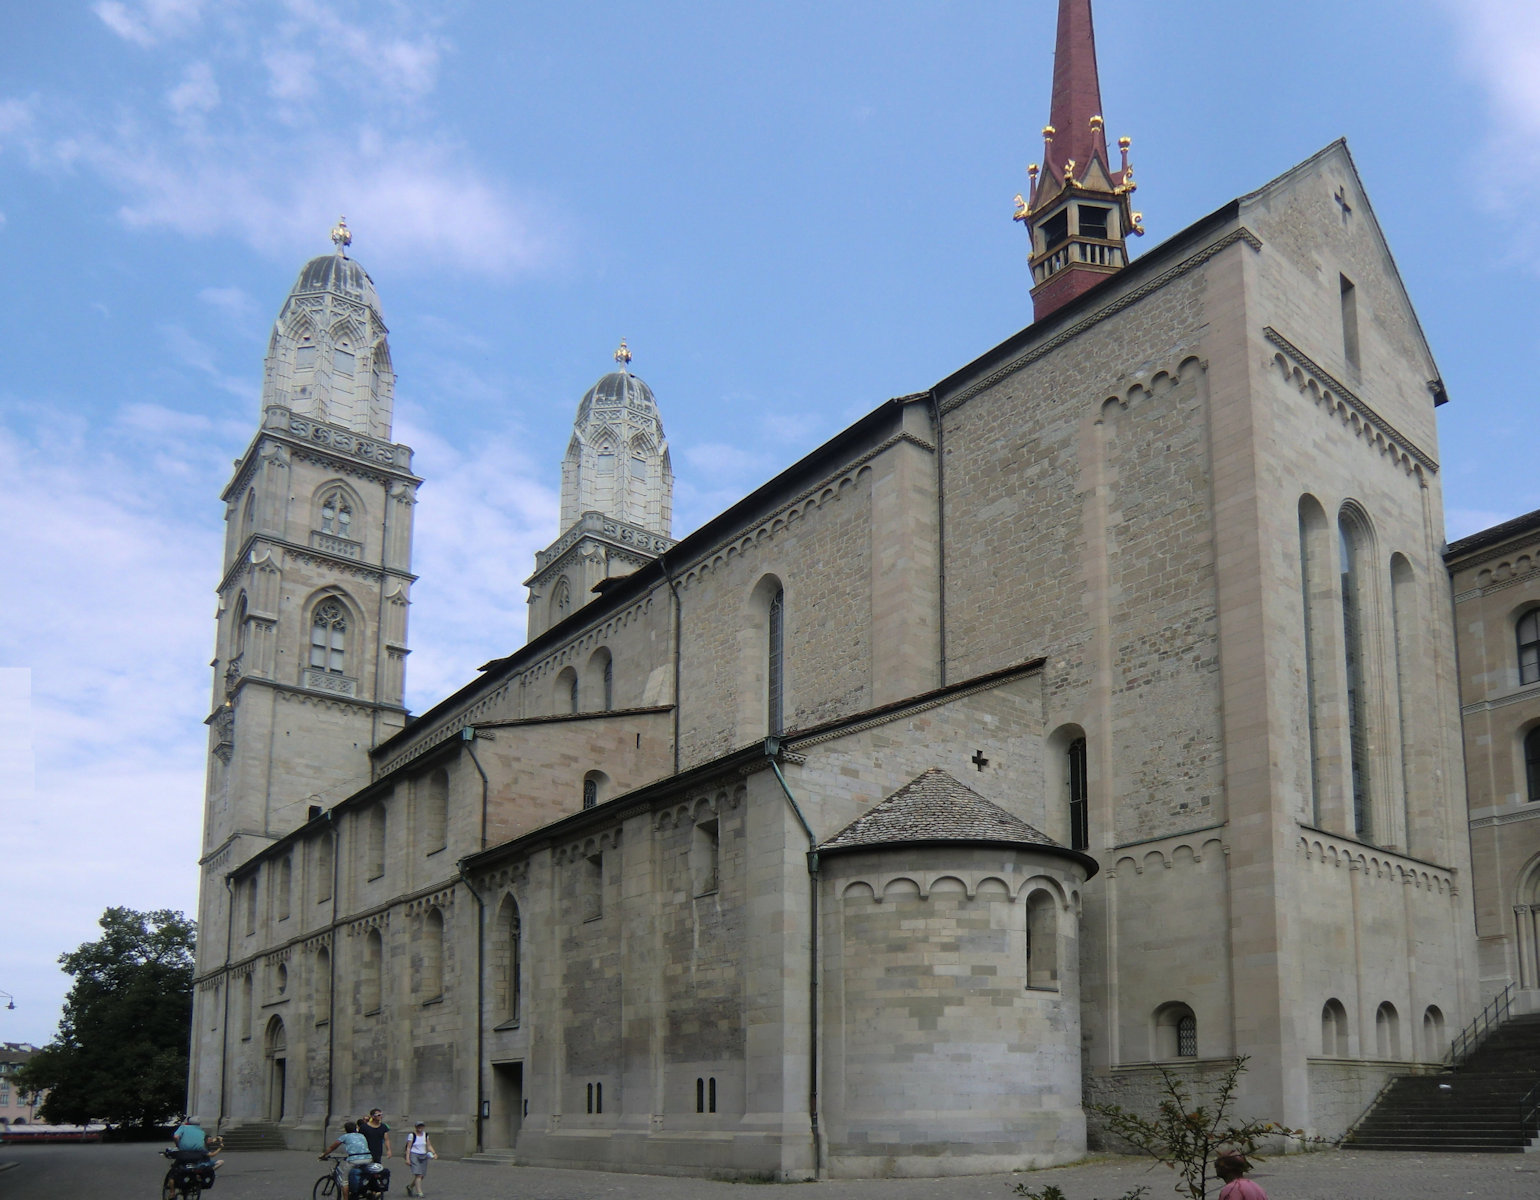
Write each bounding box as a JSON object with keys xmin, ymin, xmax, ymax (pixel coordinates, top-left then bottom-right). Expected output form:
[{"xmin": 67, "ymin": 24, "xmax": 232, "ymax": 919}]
[
  {"xmin": 1321, "ymin": 998, "xmax": 1349, "ymax": 1056},
  {"xmin": 310, "ymin": 600, "xmax": 348, "ymax": 675},
  {"xmin": 604, "ymin": 655, "xmax": 614, "ymax": 710},
  {"xmin": 314, "ymin": 833, "xmax": 334, "ymax": 904},
  {"xmin": 587, "ymin": 648, "xmax": 614, "ymax": 712},
  {"xmin": 1339, "ymin": 510, "xmax": 1374, "ymax": 841},
  {"xmin": 497, "ymin": 896, "xmax": 522, "ymax": 1024},
  {"xmin": 294, "ymin": 331, "xmax": 317, "ymax": 370},
  {"xmin": 556, "ymin": 666, "xmax": 579, "ymax": 714},
  {"xmin": 275, "ymin": 855, "xmax": 292, "ymax": 922},
  {"xmin": 231, "ymin": 593, "xmax": 249, "ymax": 662},
  {"xmin": 1154, "ymin": 1002, "xmax": 1197, "ymax": 1059},
  {"xmin": 1025, "ymin": 888, "xmax": 1059, "ymax": 990},
  {"xmin": 692, "ymin": 819, "xmax": 720, "ymax": 895},
  {"xmin": 767, "ymin": 586, "xmax": 785, "ymax": 736},
  {"xmin": 582, "ymin": 770, "xmax": 608, "ymax": 810},
  {"xmin": 1068, "ymin": 737, "xmax": 1089, "ymax": 851},
  {"xmin": 1422, "ymin": 1005, "xmax": 1446, "ymax": 1060},
  {"xmin": 360, "ymin": 928, "xmax": 383, "ymax": 1015},
  {"xmin": 274, "ymin": 961, "xmax": 288, "ymax": 996},
  {"xmin": 419, "ymin": 768, "xmax": 449, "ymax": 853},
  {"xmin": 1375, "ymin": 1001, "xmax": 1400, "ymax": 1058},
  {"xmin": 241, "ymin": 973, "xmax": 254, "ymax": 1039},
  {"xmin": 551, "ymin": 576, "xmax": 572, "ymax": 621},
  {"xmin": 1299, "ymin": 495, "xmax": 1332, "ymax": 826},
  {"xmin": 315, "ymin": 946, "xmax": 331, "ymax": 1021},
  {"xmin": 1526, "ymin": 727, "xmax": 1540, "ymax": 804},
  {"xmin": 241, "ymin": 490, "xmax": 257, "ymax": 540},
  {"xmin": 318, "ymin": 489, "xmax": 353, "ymax": 539},
  {"xmin": 419, "ymin": 908, "xmax": 444, "ymax": 1000},
  {"xmin": 1520, "ymin": 609, "xmax": 1540, "ymax": 686},
  {"xmin": 364, "ymin": 806, "xmax": 386, "ymax": 881}
]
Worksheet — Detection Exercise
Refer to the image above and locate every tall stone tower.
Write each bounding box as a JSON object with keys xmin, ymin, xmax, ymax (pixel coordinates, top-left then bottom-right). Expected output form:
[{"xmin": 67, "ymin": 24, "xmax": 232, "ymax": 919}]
[
  {"xmin": 525, "ymin": 341, "xmax": 674, "ymax": 639},
  {"xmin": 195, "ymin": 220, "xmax": 419, "ymax": 967},
  {"xmin": 1013, "ymin": 0, "xmax": 1143, "ymax": 321}
]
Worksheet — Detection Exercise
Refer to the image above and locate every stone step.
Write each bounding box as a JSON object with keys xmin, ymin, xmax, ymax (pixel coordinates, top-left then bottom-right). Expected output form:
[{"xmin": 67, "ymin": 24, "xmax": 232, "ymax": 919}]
[
  {"xmin": 215, "ymin": 1121, "xmax": 286, "ymax": 1151},
  {"xmin": 461, "ymin": 1151, "xmax": 519, "ymax": 1166}
]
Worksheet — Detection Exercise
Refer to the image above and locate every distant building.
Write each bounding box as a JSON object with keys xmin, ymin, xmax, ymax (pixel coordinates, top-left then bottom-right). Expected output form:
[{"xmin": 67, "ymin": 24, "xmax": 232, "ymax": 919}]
[
  {"xmin": 187, "ymin": 0, "xmax": 1501, "ymax": 1180},
  {"xmin": 0, "ymin": 1043, "xmax": 44, "ymax": 1125},
  {"xmin": 1448, "ymin": 511, "xmax": 1540, "ymax": 1001}
]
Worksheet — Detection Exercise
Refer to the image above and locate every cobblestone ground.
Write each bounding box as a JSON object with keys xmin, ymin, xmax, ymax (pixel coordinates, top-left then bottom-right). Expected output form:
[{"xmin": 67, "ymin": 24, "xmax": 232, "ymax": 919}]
[{"xmin": 2, "ymin": 1143, "xmax": 1536, "ymax": 1199}]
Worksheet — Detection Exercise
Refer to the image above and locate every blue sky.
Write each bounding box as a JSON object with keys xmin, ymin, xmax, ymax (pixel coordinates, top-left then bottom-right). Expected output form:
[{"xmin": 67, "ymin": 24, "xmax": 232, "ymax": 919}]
[{"xmin": 1, "ymin": 0, "xmax": 1537, "ymax": 1046}]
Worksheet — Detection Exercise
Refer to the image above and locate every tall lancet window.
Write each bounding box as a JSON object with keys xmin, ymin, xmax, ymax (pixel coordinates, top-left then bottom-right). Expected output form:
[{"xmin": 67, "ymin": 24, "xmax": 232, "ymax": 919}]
[
  {"xmin": 767, "ymin": 587, "xmax": 785, "ymax": 736},
  {"xmin": 310, "ymin": 601, "xmax": 348, "ymax": 675},
  {"xmin": 1068, "ymin": 737, "xmax": 1089, "ymax": 851},
  {"xmin": 1339, "ymin": 513, "xmax": 1373, "ymax": 841}
]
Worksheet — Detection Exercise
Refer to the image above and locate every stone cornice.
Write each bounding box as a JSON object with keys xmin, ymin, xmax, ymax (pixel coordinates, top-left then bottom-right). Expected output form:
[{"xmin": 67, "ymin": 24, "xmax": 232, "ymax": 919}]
[
  {"xmin": 1264, "ymin": 327, "xmax": 1438, "ymax": 474},
  {"xmin": 221, "ymin": 407, "xmax": 420, "ymax": 501},
  {"xmin": 530, "ymin": 512, "xmax": 674, "ymax": 580},
  {"xmin": 939, "ymin": 226, "xmax": 1263, "ymax": 415},
  {"xmin": 211, "ymin": 673, "xmax": 408, "ymax": 721},
  {"xmin": 1472, "ymin": 804, "xmax": 1540, "ymax": 831},
  {"xmin": 216, "ymin": 535, "xmax": 416, "ymax": 595},
  {"xmin": 1459, "ymin": 682, "xmax": 1540, "ymax": 718}
]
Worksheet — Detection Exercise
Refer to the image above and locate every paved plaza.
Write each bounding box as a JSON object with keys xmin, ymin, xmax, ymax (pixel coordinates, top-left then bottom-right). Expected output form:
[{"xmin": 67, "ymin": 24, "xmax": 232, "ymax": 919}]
[{"xmin": 2, "ymin": 1143, "xmax": 1538, "ymax": 1200}]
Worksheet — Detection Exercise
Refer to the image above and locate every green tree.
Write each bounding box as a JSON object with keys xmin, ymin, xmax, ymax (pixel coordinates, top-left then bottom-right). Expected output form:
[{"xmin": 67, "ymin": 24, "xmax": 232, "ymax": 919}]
[
  {"xmin": 17, "ymin": 907, "xmax": 196, "ymax": 1129},
  {"xmin": 1088, "ymin": 1057, "xmax": 1321, "ymax": 1199}
]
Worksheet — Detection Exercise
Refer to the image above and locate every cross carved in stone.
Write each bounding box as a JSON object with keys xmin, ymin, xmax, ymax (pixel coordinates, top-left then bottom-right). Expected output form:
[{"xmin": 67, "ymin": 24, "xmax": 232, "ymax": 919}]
[
  {"xmin": 971, "ymin": 749, "xmax": 989, "ymax": 772},
  {"xmin": 1334, "ymin": 185, "xmax": 1353, "ymax": 221}
]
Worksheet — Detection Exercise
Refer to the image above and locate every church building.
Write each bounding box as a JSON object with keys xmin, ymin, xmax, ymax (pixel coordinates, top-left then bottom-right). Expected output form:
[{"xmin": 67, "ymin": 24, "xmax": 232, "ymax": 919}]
[{"xmin": 188, "ymin": 1, "xmax": 1488, "ymax": 1179}]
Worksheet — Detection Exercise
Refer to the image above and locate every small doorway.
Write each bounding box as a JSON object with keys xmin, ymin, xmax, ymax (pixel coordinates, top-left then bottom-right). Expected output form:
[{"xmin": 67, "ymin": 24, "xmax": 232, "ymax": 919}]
[
  {"xmin": 489, "ymin": 1062, "xmax": 523, "ymax": 1150},
  {"xmin": 264, "ymin": 1016, "xmax": 287, "ymax": 1120}
]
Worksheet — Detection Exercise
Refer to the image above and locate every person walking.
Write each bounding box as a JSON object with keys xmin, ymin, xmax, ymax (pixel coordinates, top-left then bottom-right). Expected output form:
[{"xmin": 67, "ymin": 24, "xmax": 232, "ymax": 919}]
[
  {"xmin": 402, "ymin": 1122, "xmax": 435, "ymax": 1197},
  {"xmin": 360, "ymin": 1109, "xmax": 391, "ymax": 1163},
  {"xmin": 1215, "ymin": 1150, "xmax": 1269, "ymax": 1200}
]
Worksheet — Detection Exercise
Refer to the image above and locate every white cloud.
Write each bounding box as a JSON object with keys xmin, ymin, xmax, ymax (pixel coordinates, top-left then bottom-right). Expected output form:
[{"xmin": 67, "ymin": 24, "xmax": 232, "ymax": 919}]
[
  {"xmin": 168, "ymin": 61, "xmax": 220, "ymax": 117},
  {"xmin": 198, "ymin": 284, "xmax": 257, "ymax": 323},
  {"xmin": 94, "ymin": 0, "xmax": 206, "ymax": 48},
  {"xmin": 275, "ymin": 0, "xmax": 444, "ymax": 99},
  {"xmin": 1434, "ymin": 0, "xmax": 1540, "ymax": 261},
  {"xmin": 161, "ymin": 323, "xmax": 260, "ymax": 401}
]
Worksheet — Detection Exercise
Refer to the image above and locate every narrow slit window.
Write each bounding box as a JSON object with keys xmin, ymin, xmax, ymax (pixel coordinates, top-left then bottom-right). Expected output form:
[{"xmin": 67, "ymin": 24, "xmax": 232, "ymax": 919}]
[{"xmin": 1340, "ymin": 275, "xmax": 1360, "ymax": 369}]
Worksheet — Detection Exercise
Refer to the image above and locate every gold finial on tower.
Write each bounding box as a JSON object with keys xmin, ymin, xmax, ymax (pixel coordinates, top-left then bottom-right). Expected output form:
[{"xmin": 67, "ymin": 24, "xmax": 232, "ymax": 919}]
[
  {"xmin": 1013, "ymin": 194, "xmax": 1030, "ymax": 221},
  {"xmin": 613, "ymin": 338, "xmax": 633, "ymax": 367},
  {"xmin": 1089, "ymin": 114, "xmax": 1104, "ymax": 131},
  {"xmin": 330, "ymin": 216, "xmax": 352, "ymax": 255}
]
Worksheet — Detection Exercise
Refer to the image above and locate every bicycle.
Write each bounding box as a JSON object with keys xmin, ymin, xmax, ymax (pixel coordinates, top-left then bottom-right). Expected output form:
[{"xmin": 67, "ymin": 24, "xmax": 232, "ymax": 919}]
[
  {"xmin": 315, "ymin": 1154, "xmax": 391, "ymax": 1199},
  {"xmin": 160, "ymin": 1148, "xmax": 215, "ymax": 1200}
]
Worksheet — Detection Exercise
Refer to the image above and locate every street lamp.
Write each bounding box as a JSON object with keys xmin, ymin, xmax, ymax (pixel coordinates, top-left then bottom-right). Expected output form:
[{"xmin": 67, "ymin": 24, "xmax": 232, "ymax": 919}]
[{"xmin": 0, "ymin": 990, "xmax": 15, "ymax": 1010}]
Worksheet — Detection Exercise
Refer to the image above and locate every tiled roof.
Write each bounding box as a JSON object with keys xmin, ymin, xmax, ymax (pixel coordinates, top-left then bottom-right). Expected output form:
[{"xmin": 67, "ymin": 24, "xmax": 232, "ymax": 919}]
[{"xmin": 819, "ymin": 768, "xmax": 1067, "ymax": 852}]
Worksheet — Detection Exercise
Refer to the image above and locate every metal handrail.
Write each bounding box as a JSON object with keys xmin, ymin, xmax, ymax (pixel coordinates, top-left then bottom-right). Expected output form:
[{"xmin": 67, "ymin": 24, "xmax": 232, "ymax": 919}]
[
  {"xmin": 1444, "ymin": 982, "xmax": 1515, "ymax": 1069},
  {"xmin": 1521, "ymin": 1080, "xmax": 1540, "ymax": 1136},
  {"xmin": 1341, "ymin": 1074, "xmax": 1401, "ymax": 1143}
]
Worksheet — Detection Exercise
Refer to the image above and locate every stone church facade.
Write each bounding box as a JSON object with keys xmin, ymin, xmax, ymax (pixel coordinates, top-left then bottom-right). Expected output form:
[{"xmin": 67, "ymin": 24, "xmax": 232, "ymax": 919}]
[{"xmin": 189, "ymin": 2, "xmax": 1491, "ymax": 1180}]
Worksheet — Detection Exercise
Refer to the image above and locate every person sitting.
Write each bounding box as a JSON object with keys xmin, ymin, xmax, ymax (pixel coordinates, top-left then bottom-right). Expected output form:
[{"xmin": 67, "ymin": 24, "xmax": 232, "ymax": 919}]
[
  {"xmin": 320, "ymin": 1120, "xmax": 375, "ymax": 1199},
  {"xmin": 171, "ymin": 1115, "xmax": 222, "ymax": 1175}
]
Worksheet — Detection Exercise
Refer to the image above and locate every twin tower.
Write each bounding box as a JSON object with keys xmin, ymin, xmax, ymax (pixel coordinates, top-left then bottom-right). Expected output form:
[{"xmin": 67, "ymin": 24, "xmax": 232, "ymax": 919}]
[{"xmin": 199, "ymin": 220, "xmax": 674, "ymax": 875}]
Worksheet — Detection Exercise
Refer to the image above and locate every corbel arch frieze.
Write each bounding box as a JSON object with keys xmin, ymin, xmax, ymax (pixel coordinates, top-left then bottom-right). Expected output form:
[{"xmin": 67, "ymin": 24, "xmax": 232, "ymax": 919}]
[
  {"xmin": 675, "ymin": 460, "xmax": 882, "ymax": 592},
  {"xmin": 347, "ymin": 912, "xmax": 389, "ymax": 936},
  {"xmin": 403, "ymin": 890, "xmax": 456, "ymax": 917},
  {"xmin": 1266, "ymin": 336, "xmax": 1435, "ymax": 478},
  {"xmin": 553, "ymin": 826, "xmax": 623, "ymax": 865},
  {"xmin": 301, "ymin": 933, "xmax": 334, "ymax": 953},
  {"xmin": 1097, "ymin": 354, "xmax": 1206, "ymax": 421}
]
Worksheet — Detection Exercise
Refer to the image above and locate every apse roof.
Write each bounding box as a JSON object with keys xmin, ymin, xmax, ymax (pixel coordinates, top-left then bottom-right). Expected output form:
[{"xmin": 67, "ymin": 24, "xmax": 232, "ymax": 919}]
[{"xmin": 819, "ymin": 768, "xmax": 1093, "ymax": 876}]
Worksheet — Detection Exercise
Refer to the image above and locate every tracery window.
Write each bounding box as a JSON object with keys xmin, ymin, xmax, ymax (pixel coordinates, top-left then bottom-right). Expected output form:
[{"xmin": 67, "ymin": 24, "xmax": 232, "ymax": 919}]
[
  {"xmin": 1520, "ymin": 609, "xmax": 1540, "ymax": 686},
  {"xmin": 310, "ymin": 601, "xmax": 348, "ymax": 674}
]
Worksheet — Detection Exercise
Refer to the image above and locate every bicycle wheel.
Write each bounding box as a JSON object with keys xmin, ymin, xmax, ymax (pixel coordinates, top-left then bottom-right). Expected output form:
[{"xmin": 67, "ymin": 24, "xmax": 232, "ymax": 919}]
[
  {"xmin": 162, "ymin": 1169, "xmax": 178, "ymax": 1200},
  {"xmin": 314, "ymin": 1170, "xmax": 339, "ymax": 1200}
]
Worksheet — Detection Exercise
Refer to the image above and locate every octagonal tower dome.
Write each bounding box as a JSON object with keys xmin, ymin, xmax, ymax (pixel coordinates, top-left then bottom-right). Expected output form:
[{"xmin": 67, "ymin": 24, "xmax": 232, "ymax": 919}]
[
  {"xmin": 559, "ymin": 341, "xmax": 673, "ymax": 537},
  {"xmin": 260, "ymin": 218, "xmax": 396, "ymax": 441}
]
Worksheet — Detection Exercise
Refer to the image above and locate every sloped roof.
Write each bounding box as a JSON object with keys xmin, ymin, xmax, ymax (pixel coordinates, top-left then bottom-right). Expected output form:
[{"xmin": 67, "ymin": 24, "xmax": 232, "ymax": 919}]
[{"xmin": 819, "ymin": 769, "xmax": 1095, "ymax": 877}]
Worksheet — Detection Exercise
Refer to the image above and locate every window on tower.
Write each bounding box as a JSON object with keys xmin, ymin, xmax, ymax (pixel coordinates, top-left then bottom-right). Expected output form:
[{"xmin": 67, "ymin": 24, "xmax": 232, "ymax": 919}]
[
  {"xmin": 1078, "ymin": 205, "xmax": 1110, "ymax": 240},
  {"xmin": 310, "ymin": 601, "xmax": 348, "ymax": 674},
  {"xmin": 1519, "ymin": 608, "xmax": 1540, "ymax": 686},
  {"xmin": 319, "ymin": 491, "xmax": 353, "ymax": 539},
  {"xmin": 1041, "ymin": 209, "xmax": 1069, "ymax": 250},
  {"xmin": 295, "ymin": 341, "xmax": 317, "ymax": 370}
]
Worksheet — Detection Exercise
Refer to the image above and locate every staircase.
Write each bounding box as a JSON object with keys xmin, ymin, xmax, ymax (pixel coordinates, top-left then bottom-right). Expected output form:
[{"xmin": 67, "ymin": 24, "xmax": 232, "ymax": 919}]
[
  {"xmin": 1346, "ymin": 1012, "xmax": 1540, "ymax": 1152},
  {"xmin": 462, "ymin": 1149, "xmax": 519, "ymax": 1165},
  {"xmin": 215, "ymin": 1120, "xmax": 286, "ymax": 1151}
]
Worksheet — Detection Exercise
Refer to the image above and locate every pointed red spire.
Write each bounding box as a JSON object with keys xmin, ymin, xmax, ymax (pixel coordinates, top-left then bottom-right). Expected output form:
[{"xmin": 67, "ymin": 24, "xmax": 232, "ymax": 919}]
[
  {"xmin": 1012, "ymin": 0, "xmax": 1143, "ymax": 322},
  {"xmin": 1046, "ymin": 0, "xmax": 1109, "ymax": 184}
]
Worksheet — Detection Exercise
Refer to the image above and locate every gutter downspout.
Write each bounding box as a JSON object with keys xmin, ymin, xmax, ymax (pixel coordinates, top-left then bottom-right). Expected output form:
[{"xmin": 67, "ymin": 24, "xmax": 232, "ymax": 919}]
[
  {"xmin": 660, "ymin": 562, "xmax": 683, "ymax": 774},
  {"xmin": 462, "ymin": 726, "xmax": 489, "ymax": 851},
  {"xmin": 459, "ymin": 868, "xmax": 488, "ymax": 1156},
  {"xmin": 322, "ymin": 810, "xmax": 339, "ymax": 1150},
  {"xmin": 219, "ymin": 875, "xmax": 235, "ymax": 1134},
  {"xmin": 764, "ymin": 737, "xmax": 821, "ymax": 1179}
]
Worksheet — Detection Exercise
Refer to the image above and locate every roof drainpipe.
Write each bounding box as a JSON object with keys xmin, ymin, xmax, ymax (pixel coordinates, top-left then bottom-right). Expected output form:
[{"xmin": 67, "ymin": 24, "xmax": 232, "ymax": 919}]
[
  {"xmin": 462, "ymin": 726, "xmax": 489, "ymax": 851},
  {"xmin": 764, "ymin": 736, "xmax": 821, "ymax": 1179},
  {"xmin": 458, "ymin": 866, "xmax": 488, "ymax": 1157}
]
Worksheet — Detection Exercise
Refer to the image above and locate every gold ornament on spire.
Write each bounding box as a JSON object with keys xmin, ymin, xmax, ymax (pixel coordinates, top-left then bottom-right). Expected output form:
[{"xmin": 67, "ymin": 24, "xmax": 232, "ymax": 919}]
[
  {"xmin": 1013, "ymin": 194, "xmax": 1030, "ymax": 221},
  {"xmin": 613, "ymin": 338, "xmax": 633, "ymax": 367},
  {"xmin": 330, "ymin": 216, "xmax": 352, "ymax": 254}
]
